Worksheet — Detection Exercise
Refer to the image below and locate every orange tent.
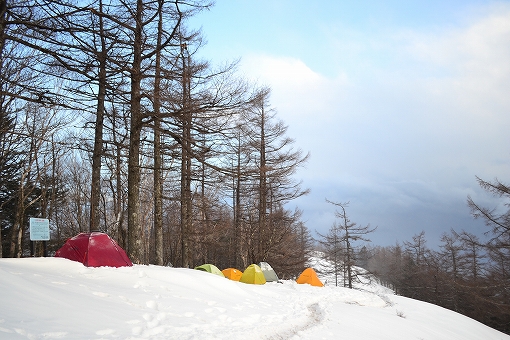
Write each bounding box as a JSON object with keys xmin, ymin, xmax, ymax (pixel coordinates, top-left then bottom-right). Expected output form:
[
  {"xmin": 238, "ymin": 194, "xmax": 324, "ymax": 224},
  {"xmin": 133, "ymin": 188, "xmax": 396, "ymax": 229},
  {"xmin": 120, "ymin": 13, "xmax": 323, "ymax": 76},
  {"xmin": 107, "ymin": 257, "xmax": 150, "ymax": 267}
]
[
  {"xmin": 296, "ymin": 267, "xmax": 324, "ymax": 287},
  {"xmin": 222, "ymin": 268, "xmax": 243, "ymax": 281}
]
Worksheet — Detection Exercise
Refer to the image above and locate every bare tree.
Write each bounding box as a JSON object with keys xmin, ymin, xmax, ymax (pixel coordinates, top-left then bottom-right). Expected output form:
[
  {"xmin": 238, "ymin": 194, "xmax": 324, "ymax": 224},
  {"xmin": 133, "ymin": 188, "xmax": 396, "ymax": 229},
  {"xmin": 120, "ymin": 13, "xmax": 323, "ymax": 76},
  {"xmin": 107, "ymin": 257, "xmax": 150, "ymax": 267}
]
[
  {"xmin": 439, "ymin": 231, "xmax": 466, "ymax": 311},
  {"xmin": 152, "ymin": 0, "xmax": 165, "ymax": 266},
  {"xmin": 238, "ymin": 87, "xmax": 309, "ymax": 264},
  {"xmin": 7, "ymin": 104, "xmax": 70, "ymax": 257},
  {"xmin": 468, "ymin": 176, "xmax": 510, "ymax": 243},
  {"xmin": 324, "ymin": 199, "xmax": 377, "ymax": 288},
  {"xmin": 466, "ymin": 176, "xmax": 510, "ymax": 332},
  {"xmin": 404, "ymin": 230, "xmax": 428, "ymax": 266},
  {"xmin": 457, "ymin": 230, "xmax": 485, "ymax": 280}
]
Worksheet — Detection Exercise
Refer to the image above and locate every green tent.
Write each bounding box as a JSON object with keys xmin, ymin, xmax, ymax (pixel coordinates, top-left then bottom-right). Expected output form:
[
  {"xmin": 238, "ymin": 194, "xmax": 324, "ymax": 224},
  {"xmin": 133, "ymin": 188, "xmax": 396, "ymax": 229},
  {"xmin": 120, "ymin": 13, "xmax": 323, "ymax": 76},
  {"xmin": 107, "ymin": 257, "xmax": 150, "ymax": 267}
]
[
  {"xmin": 240, "ymin": 264, "xmax": 266, "ymax": 285},
  {"xmin": 194, "ymin": 264, "xmax": 225, "ymax": 277},
  {"xmin": 258, "ymin": 261, "xmax": 279, "ymax": 282}
]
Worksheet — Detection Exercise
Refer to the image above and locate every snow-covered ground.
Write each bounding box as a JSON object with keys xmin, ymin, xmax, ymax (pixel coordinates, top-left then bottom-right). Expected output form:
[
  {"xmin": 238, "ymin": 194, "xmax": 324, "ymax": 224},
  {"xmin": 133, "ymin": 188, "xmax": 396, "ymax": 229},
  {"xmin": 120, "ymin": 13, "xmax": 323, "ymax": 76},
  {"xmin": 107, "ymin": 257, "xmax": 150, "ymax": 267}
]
[{"xmin": 1, "ymin": 257, "xmax": 508, "ymax": 340}]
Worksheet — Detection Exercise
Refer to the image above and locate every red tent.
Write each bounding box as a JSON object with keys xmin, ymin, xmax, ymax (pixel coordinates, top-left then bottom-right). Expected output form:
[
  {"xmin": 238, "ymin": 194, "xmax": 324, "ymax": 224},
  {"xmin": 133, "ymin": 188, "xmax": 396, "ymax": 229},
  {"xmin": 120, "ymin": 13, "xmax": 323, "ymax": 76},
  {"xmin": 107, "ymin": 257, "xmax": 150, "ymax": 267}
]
[{"xmin": 55, "ymin": 232, "xmax": 132, "ymax": 267}]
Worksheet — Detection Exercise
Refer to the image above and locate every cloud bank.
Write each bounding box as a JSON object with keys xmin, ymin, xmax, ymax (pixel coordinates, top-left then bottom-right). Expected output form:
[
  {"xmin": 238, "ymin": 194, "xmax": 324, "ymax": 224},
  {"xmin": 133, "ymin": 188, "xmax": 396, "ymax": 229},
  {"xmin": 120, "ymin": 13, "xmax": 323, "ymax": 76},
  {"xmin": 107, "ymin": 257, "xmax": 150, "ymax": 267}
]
[{"xmin": 238, "ymin": 6, "xmax": 510, "ymax": 246}]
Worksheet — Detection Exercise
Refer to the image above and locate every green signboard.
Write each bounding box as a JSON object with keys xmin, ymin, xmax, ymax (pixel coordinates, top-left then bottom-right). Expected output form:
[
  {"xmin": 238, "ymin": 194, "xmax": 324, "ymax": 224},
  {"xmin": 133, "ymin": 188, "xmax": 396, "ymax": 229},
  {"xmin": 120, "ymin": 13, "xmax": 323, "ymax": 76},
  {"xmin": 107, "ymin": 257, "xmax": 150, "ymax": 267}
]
[{"xmin": 30, "ymin": 218, "xmax": 50, "ymax": 241}]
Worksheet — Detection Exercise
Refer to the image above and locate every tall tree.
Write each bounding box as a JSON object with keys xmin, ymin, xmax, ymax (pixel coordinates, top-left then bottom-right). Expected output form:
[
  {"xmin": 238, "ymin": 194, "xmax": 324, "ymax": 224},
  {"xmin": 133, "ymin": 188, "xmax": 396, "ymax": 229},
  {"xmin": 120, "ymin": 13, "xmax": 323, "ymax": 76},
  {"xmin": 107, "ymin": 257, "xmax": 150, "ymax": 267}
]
[
  {"xmin": 152, "ymin": 0, "xmax": 165, "ymax": 266},
  {"xmin": 467, "ymin": 176, "xmax": 510, "ymax": 333},
  {"xmin": 239, "ymin": 87, "xmax": 309, "ymax": 264},
  {"xmin": 178, "ymin": 39, "xmax": 193, "ymax": 267},
  {"xmin": 116, "ymin": 0, "xmax": 192, "ymax": 264},
  {"xmin": 88, "ymin": 0, "xmax": 109, "ymax": 233},
  {"xmin": 152, "ymin": 32, "xmax": 256, "ymax": 267},
  {"xmin": 125, "ymin": 0, "xmax": 146, "ymax": 264}
]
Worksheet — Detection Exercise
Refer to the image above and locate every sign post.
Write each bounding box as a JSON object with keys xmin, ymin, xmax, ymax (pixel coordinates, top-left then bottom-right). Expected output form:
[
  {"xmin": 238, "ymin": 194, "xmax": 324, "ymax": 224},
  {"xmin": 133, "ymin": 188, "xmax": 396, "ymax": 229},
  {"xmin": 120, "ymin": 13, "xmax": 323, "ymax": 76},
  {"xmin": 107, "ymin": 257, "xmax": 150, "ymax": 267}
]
[{"xmin": 30, "ymin": 218, "xmax": 50, "ymax": 257}]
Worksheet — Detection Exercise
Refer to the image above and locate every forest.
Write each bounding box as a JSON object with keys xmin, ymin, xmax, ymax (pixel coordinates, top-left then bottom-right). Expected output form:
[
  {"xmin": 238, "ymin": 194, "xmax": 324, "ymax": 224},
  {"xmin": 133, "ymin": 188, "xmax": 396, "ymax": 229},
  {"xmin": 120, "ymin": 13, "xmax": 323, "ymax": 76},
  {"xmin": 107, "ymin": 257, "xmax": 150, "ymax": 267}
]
[
  {"xmin": 1, "ymin": 0, "xmax": 509, "ymax": 335},
  {"xmin": 0, "ymin": 0, "xmax": 312, "ymax": 274}
]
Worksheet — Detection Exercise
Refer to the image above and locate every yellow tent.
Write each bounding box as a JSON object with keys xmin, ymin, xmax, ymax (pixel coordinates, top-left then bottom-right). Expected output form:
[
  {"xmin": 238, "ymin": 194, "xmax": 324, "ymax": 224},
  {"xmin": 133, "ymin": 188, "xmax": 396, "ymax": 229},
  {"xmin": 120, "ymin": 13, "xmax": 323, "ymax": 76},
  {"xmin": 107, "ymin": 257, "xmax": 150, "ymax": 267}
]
[
  {"xmin": 240, "ymin": 264, "xmax": 266, "ymax": 285},
  {"xmin": 222, "ymin": 268, "xmax": 243, "ymax": 281},
  {"xmin": 296, "ymin": 267, "xmax": 324, "ymax": 287}
]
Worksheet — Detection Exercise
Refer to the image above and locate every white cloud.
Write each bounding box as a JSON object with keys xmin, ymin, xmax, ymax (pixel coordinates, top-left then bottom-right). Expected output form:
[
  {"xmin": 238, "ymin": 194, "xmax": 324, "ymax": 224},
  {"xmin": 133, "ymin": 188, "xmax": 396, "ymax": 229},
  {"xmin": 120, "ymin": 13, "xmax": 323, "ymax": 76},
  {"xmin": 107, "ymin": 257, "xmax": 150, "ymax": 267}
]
[
  {"xmin": 405, "ymin": 7, "xmax": 510, "ymax": 114},
  {"xmin": 410, "ymin": 7, "xmax": 510, "ymax": 67},
  {"xmin": 402, "ymin": 9, "xmax": 510, "ymax": 178},
  {"xmin": 242, "ymin": 55, "xmax": 323, "ymax": 87},
  {"xmin": 239, "ymin": 54, "xmax": 348, "ymax": 123},
  {"xmin": 234, "ymin": 7, "xmax": 510, "ymax": 245}
]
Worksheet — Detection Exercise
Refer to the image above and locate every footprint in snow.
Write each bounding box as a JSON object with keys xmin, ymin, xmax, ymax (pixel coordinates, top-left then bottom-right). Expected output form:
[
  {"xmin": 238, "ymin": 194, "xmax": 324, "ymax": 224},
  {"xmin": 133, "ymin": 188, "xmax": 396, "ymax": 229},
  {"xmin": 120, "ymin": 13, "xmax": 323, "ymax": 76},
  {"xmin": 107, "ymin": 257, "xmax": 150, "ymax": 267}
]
[
  {"xmin": 132, "ymin": 326, "xmax": 143, "ymax": 335},
  {"xmin": 205, "ymin": 307, "xmax": 226, "ymax": 314},
  {"xmin": 142, "ymin": 313, "xmax": 161, "ymax": 329},
  {"xmin": 146, "ymin": 300, "xmax": 158, "ymax": 309},
  {"xmin": 92, "ymin": 291, "xmax": 109, "ymax": 298}
]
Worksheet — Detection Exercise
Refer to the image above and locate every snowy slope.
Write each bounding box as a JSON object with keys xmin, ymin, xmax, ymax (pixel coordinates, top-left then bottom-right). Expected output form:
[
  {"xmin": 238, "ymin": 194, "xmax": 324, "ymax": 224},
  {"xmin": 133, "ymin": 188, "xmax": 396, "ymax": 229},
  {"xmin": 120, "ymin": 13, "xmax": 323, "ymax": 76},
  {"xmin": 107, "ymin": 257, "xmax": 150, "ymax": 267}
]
[
  {"xmin": 306, "ymin": 252, "xmax": 395, "ymax": 294},
  {"xmin": 0, "ymin": 257, "xmax": 508, "ymax": 340}
]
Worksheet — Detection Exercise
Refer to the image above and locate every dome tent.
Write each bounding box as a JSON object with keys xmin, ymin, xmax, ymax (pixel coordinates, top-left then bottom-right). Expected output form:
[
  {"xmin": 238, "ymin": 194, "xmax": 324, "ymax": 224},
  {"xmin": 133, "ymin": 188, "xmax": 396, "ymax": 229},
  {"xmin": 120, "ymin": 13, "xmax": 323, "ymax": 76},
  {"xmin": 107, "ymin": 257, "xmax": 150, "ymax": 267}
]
[
  {"xmin": 55, "ymin": 232, "xmax": 132, "ymax": 268},
  {"xmin": 296, "ymin": 267, "xmax": 324, "ymax": 287},
  {"xmin": 258, "ymin": 261, "xmax": 279, "ymax": 282},
  {"xmin": 222, "ymin": 268, "xmax": 243, "ymax": 281},
  {"xmin": 194, "ymin": 264, "xmax": 225, "ymax": 277},
  {"xmin": 240, "ymin": 264, "xmax": 266, "ymax": 285}
]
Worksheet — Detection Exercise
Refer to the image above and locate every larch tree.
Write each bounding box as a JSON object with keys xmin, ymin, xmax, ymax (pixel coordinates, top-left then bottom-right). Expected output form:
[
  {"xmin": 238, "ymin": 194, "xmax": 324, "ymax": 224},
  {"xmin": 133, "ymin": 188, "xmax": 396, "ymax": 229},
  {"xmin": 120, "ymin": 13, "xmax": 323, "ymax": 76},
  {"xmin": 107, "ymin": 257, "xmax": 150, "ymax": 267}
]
[
  {"xmin": 115, "ymin": 0, "xmax": 189, "ymax": 264},
  {"xmin": 239, "ymin": 87, "xmax": 309, "ymax": 265},
  {"xmin": 151, "ymin": 29, "xmax": 255, "ymax": 267},
  {"xmin": 324, "ymin": 199, "xmax": 377, "ymax": 289},
  {"xmin": 467, "ymin": 176, "xmax": 510, "ymax": 332}
]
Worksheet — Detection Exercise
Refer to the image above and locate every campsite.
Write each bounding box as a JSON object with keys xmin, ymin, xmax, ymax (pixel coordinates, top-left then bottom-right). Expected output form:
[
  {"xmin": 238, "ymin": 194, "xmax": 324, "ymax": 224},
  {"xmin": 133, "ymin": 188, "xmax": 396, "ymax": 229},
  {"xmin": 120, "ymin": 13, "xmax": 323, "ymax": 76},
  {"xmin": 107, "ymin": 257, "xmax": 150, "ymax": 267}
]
[{"xmin": 2, "ymin": 2, "xmax": 510, "ymax": 338}]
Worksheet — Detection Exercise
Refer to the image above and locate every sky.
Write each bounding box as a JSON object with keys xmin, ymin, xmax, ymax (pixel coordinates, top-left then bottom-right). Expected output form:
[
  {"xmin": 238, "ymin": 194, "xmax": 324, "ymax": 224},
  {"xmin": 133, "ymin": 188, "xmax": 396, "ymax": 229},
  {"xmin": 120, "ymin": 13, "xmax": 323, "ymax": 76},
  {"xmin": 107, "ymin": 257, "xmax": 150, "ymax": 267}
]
[
  {"xmin": 190, "ymin": 1, "xmax": 510, "ymax": 248},
  {"xmin": 2, "ymin": 257, "xmax": 509, "ymax": 339}
]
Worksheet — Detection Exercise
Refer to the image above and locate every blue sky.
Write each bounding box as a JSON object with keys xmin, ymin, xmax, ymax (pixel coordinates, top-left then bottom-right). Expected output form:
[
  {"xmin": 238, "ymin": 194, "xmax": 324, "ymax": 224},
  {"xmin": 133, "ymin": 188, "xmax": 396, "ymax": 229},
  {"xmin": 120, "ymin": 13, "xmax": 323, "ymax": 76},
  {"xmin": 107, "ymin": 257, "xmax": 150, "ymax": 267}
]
[{"xmin": 190, "ymin": 1, "xmax": 510, "ymax": 247}]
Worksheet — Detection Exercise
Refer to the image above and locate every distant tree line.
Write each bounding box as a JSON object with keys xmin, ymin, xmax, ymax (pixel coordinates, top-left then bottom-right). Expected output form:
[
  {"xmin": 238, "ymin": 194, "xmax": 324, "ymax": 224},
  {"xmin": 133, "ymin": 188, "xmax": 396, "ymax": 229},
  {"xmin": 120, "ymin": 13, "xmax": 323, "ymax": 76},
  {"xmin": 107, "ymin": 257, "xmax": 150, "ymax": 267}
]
[
  {"xmin": 360, "ymin": 177, "xmax": 510, "ymax": 335},
  {"xmin": 0, "ymin": 0, "xmax": 313, "ymax": 277},
  {"xmin": 317, "ymin": 179, "xmax": 510, "ymax": 334}
]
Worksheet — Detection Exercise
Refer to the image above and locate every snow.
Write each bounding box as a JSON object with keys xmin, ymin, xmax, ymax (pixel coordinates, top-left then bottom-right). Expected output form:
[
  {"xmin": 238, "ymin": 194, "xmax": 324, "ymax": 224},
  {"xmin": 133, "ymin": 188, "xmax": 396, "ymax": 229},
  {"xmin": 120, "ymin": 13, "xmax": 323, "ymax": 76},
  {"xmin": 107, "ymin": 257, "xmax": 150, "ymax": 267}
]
[{"xmin": 1, "ymin": 257, "xmax": 509, "ymax": 340}]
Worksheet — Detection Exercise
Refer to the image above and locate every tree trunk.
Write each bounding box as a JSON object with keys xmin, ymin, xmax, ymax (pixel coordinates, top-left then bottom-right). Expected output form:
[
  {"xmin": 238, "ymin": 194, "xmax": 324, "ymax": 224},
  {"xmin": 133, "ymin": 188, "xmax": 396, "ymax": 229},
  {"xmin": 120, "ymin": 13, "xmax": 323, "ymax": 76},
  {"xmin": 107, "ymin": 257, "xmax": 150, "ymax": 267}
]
[
  {"xmin": 10, "ymin": 186, "xmax": 25, "ymax": 257},
  {"xmin": 127, "ymin": 0, "xmax": 144, "ymax": 264},
  {"xmin": 258, "ymin": 106, "xmax": 266, "ymax": 263},
  {"xmin": 153, "ymin": 3, "xmax": 164, "ymax": 266},
  {"xmin": 179, "ymin": 41, "xmax": 193, "ymax": 268},
  {"xmin": 89, "ymin": 0, "xmax": 107, "ymax": 233}
]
